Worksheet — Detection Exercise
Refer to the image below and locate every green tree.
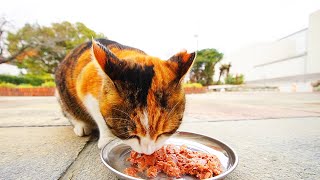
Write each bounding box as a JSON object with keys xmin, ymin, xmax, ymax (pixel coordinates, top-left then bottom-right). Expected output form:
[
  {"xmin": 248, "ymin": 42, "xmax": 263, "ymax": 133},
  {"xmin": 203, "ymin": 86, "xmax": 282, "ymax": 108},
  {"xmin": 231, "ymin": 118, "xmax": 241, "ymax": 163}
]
[
  {"xmin": 218, "ymin": 63, "xmax": 231, "ymax": 83},
  {"xmin": 225, "ymin": 74, "xmax": 244, "ymax": 85},
  {"xmin": 0, "ymin": 17, "xmax": 19, "ymax": 64},
  {"xmin": 190, "ymin": 48, "xmax": 223, "ymax": 85},
  {"xmin": 5, "ymin": 21, "xmax": 104, "ymax": 75}
]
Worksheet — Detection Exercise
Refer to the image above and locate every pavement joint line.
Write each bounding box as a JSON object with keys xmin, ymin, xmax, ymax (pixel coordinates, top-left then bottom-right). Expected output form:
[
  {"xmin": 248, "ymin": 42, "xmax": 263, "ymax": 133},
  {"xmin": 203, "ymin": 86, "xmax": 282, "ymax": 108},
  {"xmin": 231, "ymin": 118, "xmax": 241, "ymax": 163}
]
[
  {"xmin": 0, "ymin": 125, "xmax": 71, "ymax": 128},
  {"xmin": 270, "ymin": 106, "xmax": 320, "ymax": 114},
  {"xmin": 57, "ymin": 136, "xmax": 94, "ymax": 180},
  {"xmin": 184, "ymin": 115, "xmax": 320, "ymax": 123}
]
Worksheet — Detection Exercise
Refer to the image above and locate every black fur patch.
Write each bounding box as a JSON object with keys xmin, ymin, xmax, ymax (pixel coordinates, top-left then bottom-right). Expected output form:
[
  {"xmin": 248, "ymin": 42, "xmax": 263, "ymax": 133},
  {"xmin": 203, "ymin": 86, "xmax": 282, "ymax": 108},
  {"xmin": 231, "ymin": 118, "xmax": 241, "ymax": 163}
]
[
  {"xmin": 106, "ymin": 61, "xmax": 155, "ymax": 107},
  {"xmin": 97, "ymin": 38, "xmax": 147, "ymax": 54},
  {"xmin": 155, "ymin": 91, "xmax": 168, "ymax": 108},
  {"xmin": 169, "ymin": 52, "xmax": 196, "ymax": 82}
]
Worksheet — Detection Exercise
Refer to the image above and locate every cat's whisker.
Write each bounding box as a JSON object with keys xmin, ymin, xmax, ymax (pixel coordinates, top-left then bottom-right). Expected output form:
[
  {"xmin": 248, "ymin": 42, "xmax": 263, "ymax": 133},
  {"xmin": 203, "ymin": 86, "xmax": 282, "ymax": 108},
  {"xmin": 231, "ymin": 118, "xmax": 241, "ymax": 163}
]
[
  {"xmin": 113, "ymin": 126, "xmax": 134, "ymax": 137},
  {"xmin": 106, "ymin": 118, "xmax": 136, "ymax": 129},
  {"xmin": 106, "ymin": 117, "xmax": 133, "ymax": 122},
  {"xmin": 165, "ymin": 100, "xmax": 182, "ymax": 122},
  {"xmin": 166, "ymin": 102, "xmax": 179, "ymax": 119},
  {"xmin": 112, "ymin": 108, "xmax": 132, "ymax": 119}
]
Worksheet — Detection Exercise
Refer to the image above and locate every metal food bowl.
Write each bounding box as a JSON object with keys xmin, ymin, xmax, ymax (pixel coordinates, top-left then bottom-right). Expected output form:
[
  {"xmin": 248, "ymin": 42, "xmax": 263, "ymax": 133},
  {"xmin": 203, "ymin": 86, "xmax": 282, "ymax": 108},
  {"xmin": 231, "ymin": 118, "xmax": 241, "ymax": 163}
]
[{"xmin": 101, "ymin": 131, "xmax": 238, "ymax": 180}]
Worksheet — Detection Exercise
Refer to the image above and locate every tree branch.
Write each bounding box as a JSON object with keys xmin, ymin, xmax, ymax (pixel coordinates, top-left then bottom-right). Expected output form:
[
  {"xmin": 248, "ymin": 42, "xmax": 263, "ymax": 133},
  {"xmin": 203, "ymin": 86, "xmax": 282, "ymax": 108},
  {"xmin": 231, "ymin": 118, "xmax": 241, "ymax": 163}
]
[{"xmin": 0, "ymin": 45, "xmax": 30, "ymax": 64}]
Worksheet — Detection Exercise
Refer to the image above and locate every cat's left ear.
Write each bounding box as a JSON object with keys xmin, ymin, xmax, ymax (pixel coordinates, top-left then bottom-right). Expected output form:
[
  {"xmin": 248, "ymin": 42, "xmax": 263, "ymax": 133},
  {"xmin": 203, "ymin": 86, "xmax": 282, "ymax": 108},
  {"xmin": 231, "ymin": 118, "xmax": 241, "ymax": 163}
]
[
  {"xmin": 167, "ymin": 50, "xmax": 196, "ymax": 83},
  {"xmin": 91, "ymin": 39, "xmax": 126, "ymax": 81}
]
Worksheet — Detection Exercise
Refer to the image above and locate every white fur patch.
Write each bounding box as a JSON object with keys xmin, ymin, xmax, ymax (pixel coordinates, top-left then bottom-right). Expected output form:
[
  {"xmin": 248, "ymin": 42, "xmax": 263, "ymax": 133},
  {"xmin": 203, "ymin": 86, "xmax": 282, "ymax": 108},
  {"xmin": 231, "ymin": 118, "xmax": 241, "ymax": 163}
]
[
  {"xmin": 83, "ymin": 94, "xmax": 113, "ymax": 148},
  {"xmin": 123, "ymin": 138, "xmax": 141, "ymax": 153},
  {"xmin": 123, "ymin": 109, "xmax": 170, "ymax": 154},
  {"xmin": 123, "ymin": 135, "xmax": 169, "ymax": 155},
  {"xmin": 73, "ymin": 121, "xmax": 92, "ymax": 136},
  {"xmin": 141, "ymin": 109, "xmax": 149, "ymax": 132}
]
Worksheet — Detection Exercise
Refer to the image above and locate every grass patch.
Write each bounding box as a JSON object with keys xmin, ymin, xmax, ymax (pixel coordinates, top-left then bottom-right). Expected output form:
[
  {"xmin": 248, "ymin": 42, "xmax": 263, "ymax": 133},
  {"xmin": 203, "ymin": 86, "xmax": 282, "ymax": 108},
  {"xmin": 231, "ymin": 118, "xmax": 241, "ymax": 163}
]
[
  {"xmin": 183, "ymin": 83, "xmax": 203, "ymax": 88},
  {"xmin": 0, "ymin": 82, "xmax": 56, "ymax": 88}
]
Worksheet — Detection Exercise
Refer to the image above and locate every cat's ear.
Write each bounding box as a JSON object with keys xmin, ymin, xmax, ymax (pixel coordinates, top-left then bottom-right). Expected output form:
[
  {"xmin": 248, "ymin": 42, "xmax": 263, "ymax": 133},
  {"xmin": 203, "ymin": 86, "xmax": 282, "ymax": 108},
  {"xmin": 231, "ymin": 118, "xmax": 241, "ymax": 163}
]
[
  {"xmin": 91, "ymin": 39, "xmax": 125, "ymax": 81},
  {"xmin": 167, "ymin": 50, "xmax": 196, "ymax": 83}
]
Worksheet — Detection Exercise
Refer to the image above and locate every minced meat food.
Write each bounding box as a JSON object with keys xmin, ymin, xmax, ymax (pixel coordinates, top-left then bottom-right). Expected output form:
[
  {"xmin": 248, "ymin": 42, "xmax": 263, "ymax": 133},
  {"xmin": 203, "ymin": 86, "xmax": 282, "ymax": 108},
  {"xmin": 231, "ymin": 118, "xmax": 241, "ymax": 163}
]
[{"xmin": 124, "ymin": 144, "xmax": 223, "ymax": 179}]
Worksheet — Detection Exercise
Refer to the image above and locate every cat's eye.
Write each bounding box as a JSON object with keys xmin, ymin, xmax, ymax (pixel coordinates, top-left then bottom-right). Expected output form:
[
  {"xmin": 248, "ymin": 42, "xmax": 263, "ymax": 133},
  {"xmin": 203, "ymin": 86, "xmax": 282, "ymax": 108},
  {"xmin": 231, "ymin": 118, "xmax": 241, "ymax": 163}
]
[
  {"xmin": 156, "ymin": 130, "xmax": 176, "ymax": 140},
  {"xmin": 128, "ymin": 135, "xmax": 140, "ymax": 140}
]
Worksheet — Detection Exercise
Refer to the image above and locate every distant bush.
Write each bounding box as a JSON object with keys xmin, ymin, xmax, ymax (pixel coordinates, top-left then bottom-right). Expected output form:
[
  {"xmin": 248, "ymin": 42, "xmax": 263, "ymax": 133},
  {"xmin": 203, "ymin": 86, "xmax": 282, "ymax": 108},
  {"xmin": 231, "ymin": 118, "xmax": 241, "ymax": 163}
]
[
  {"xmin": 0, "ymin": 74, "xmax": 56, "ymax": 88},
  {"xmin": 183, "ymin": 83, "xmax": 203, "ymax": 88},
  {"xmin": 41, "ymin": 81, "xmax": 56, "ymax": 87},
  {"xmin": 0, "ymin": 83, "xmax": 32, "ymax": 88},
  {"xmin": 0, "ymin": 74, "xmax": 44, "ymax": 86},
  {"xmin": 225, "ymin": 74, "xmax": 244, "ymax": 85},
  {"xmin": 0, "ymin": 74, "xmax": 55, "ymax": 86},
  {"xmin": 213, "ymin": 81, "xmax": 223, "ymax": 85},
  {"xmin": 18, "ymin": 84, "xmax": 34, "ymax": 88},
  {"xmin": 0, "ymin": 82, "xmax": 17, "ymax": 88},
  {"xmin": 0, "ymin": 82, "xmax": 56, "ymax": 88},
  {"xmin": 25, "ymin": 74, "xmax": 54, "ymax": 82}
]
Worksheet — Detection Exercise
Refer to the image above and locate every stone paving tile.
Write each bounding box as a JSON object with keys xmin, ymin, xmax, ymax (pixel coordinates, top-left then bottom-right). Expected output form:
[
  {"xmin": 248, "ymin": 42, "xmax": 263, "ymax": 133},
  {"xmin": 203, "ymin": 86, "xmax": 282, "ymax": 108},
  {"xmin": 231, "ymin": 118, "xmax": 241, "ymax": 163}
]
[
  {"xmin": 0, "ymin": 127, "xmax": 89, "ymax": 180},
  {"xmin": 0, "ymin": 97, "xmax": 69, "ymax": 127},
  {"xmin": 60, "ymin": 138, "xmax": 117, "ymax": 180},
  {"xmin": 180, "ymin": 117, "xmax": 320, "ymax": 180},
  {"xmin": 185, "ymin": 92, "xmax": 320, "ymax": 121}
]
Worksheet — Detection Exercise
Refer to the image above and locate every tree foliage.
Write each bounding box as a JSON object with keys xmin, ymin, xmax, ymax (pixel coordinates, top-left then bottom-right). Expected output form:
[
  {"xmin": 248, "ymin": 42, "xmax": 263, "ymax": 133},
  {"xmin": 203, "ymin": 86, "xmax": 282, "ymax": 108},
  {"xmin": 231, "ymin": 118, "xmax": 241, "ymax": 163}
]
[
  {"xmin": 0, "ymin": 17, "xmax": 13, "ymax": 63},
  {"xmin": 225, "ymin": 74, "xmax": 244, "ymax": 85},
  {"xmin": 190, "ymin": 48, "xmax": 223, "ymax": 85},
  {"xmin": 5, "ymin": 21, "xmax": 104, "ymax": 74},
  {"xmin": 218, "ymin": 63, "xmax": 231, "ymax": 83}
]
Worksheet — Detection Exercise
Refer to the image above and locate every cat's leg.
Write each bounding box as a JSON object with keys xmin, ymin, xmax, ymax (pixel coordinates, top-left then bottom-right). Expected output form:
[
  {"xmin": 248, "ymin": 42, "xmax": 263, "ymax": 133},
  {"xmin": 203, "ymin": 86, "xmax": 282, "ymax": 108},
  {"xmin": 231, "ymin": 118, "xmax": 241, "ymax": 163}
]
[
  {"xmin": 83, "ymin": 94, "xmax": 114, "ymax": 148},
  {"xmin": 70, "ymin": 117, "xmax": 93, "ymax": 136},
  {"xmin": 62, "ymin": 106, "xmax": 94, "ymax": 136},
  {"xmin": 56, "ymin": 89, "xmax": 93, "ymax": 136}
]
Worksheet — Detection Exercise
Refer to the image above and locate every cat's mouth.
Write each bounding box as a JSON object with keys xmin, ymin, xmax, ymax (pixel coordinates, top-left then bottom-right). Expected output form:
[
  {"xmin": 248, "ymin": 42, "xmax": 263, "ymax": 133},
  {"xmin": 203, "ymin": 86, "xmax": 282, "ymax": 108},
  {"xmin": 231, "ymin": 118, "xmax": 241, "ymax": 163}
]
[{"xmin": 123, "ymin": 135, "xmax": 169, "ymax": 155}]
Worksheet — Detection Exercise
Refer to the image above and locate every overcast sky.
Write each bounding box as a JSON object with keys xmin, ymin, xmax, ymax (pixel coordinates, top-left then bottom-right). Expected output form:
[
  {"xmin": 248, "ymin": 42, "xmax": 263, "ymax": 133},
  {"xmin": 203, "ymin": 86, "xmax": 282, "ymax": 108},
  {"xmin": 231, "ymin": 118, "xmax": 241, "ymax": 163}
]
[{"xmin": 1, "ymin": 0, "xmax": 320, "ymax": 59}]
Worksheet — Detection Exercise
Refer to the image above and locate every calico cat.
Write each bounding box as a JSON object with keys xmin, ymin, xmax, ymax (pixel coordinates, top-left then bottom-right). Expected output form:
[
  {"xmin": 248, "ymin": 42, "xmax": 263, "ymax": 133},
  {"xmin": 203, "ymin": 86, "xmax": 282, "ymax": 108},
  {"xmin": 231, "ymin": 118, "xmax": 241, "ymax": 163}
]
[{"xmin": 55, "ymin": 39, "xmax": 195, "ymax": 154}]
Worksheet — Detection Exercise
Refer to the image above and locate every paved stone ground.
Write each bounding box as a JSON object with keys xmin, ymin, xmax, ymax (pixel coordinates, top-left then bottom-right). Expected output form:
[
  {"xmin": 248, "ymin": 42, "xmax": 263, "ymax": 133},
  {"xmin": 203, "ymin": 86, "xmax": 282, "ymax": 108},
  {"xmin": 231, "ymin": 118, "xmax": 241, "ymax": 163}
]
[
  {"xmin": 0, "ymin": 92, "xmax": 320, "ymax": 180},
  {"xmin": 0, "ymin": 127, "xmax": 89, "ymax": 180}
]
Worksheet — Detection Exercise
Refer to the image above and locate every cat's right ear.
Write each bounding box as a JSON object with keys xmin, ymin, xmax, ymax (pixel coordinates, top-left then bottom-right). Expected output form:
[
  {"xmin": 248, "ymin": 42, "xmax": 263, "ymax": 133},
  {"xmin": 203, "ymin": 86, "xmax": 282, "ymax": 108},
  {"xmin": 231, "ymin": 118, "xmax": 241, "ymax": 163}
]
[{"xmin": 91, "ymin": 39, "xmax": 125, "ymax": 81}]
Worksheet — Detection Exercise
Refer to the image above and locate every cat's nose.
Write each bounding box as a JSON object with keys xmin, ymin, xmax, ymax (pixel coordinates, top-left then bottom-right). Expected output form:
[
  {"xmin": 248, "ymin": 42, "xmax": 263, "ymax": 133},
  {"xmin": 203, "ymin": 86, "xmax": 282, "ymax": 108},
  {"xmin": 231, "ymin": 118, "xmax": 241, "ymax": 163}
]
[
  {"xmin": 147, "ymin": 145, "xmax": 153, "ymax": 154},
  {"xmin": 143, "ymin": 145, "xmax": 155, "ymax": 155}
]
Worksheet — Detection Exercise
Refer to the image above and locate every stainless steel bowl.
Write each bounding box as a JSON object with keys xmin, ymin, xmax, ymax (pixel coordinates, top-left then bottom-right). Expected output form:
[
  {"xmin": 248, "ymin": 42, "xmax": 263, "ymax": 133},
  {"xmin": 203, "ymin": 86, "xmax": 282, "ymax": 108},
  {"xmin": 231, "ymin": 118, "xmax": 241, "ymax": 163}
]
[{"xmin": 100, "ymin": 131, "xmax": 238, "ymax": 180}]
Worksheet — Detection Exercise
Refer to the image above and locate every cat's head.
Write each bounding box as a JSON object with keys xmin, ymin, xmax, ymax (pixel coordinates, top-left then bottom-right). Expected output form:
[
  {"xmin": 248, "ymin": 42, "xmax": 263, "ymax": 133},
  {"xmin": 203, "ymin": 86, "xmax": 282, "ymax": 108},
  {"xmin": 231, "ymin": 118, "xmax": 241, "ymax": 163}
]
[{"xmin": 91, "ymin": 40, "xmax": 195, "ymax": 154}]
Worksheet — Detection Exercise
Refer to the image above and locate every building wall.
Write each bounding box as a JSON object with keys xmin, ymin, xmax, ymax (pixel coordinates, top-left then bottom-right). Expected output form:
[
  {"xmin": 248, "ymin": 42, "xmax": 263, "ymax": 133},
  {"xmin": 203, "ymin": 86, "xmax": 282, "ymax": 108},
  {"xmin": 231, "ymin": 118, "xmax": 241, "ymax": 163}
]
[
  {"xmin": 220, "ymin": 10, "xmax": 320, "ymax": 92},
  {"xmin": 307, "ymin": 10, "xmax": 320, "ymax": 74},
  {"xmin": 0, "ymin": 64, "xmax": 26, "ymax": 75},
  {"xmin": 247, "ymin": 29, "xmax": 307, "ymax": 81}
]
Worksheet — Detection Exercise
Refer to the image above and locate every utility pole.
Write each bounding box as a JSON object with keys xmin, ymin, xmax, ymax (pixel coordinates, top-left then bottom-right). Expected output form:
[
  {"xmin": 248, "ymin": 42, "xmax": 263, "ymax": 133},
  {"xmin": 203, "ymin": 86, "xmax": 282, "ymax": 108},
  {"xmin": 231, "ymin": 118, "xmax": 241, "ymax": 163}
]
[{"xmin": 194, "ymin": 34, "xmax": 199, "ymax": 51}]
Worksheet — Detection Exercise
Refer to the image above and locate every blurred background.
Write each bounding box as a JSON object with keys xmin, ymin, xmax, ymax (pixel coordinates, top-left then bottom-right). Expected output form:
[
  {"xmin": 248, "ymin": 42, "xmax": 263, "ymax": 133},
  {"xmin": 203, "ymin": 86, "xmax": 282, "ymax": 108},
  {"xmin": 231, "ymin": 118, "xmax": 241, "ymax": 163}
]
[{"xmin": 0, "ymin": 0, "xmax": 319, "ymax": 93}]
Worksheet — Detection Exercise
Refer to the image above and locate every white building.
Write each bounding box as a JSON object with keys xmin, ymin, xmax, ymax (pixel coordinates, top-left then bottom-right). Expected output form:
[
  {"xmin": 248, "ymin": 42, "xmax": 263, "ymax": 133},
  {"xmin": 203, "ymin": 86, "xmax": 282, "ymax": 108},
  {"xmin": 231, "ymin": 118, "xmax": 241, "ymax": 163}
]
[
  {"xmin": 0, "ymin": 63, "xmax": 26, "ymax": 75},
  {"xmin": 221, "ymin": 10, "xmax": 320, "ymax": 92}
]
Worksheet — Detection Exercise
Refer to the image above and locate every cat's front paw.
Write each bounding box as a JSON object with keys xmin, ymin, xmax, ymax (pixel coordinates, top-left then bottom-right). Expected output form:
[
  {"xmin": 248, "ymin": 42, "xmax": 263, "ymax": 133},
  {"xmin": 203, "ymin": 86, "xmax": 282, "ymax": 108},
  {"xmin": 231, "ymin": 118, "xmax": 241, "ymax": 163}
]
[
  {"xmin": 98, "ymin": 137, "xmax": 112, "ymax": 149},
  {"xmin": 73, "ymin": 124, "xmax": 92, "ymax": 137}
]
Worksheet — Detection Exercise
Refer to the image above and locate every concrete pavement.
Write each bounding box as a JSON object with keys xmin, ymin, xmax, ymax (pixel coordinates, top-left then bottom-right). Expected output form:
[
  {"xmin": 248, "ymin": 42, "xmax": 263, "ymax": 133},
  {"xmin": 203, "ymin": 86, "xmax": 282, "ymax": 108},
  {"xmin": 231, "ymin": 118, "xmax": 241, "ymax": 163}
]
[
  {"xmin": 0, "ymin": 127, "xmax": 89, "ymax": 180},
  {"xmin": 0, "ymin": 92, "xmax": 320, "ymax": 179}
]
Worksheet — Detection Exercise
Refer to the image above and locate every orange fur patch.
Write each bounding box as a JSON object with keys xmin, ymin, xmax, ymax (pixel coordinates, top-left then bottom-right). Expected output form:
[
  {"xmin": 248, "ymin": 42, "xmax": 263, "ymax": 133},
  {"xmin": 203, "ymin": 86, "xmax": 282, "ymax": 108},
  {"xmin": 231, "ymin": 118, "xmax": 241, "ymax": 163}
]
[{"xmin": 92, "ymin": 40, "xmax": 107, "ymax": 69}]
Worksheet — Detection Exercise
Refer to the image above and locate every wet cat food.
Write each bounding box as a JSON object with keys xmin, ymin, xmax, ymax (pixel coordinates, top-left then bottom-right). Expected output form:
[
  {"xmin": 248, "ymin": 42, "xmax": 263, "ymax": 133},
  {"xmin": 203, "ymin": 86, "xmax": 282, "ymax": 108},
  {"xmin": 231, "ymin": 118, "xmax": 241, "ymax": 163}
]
[{"xmin": 124, "ymin": 144, "xmax": 223, "ymax": 179}]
